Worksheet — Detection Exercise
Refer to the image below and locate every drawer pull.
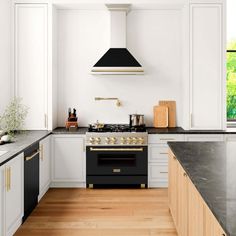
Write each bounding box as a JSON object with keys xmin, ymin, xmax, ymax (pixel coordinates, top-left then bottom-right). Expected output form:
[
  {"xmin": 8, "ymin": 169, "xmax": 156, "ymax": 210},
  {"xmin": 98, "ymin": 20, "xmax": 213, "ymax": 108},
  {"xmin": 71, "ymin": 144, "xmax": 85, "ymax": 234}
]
[
  {"xmin": 160, "ymin": 171, "xmax": 168, "ymax": 174},
  {"xmin": 25, "ymin": 150, "xmax": 40, "ymax": 161},
  {"xmin": 159, "ymin": 152, "xmax": 168, "ymax": 155},
  {"xmin": 160, "ymin": 138, "xmax": 175, "ymax": 141}
]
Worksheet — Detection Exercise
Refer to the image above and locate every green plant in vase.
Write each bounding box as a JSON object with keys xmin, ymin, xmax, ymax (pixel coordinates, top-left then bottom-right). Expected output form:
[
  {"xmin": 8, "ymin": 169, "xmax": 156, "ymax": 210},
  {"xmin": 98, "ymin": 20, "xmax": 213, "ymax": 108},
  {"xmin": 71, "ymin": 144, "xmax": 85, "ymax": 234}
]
[{"xmin": 0, "ymin": 97, "xmax": 28, "ymax": 142}]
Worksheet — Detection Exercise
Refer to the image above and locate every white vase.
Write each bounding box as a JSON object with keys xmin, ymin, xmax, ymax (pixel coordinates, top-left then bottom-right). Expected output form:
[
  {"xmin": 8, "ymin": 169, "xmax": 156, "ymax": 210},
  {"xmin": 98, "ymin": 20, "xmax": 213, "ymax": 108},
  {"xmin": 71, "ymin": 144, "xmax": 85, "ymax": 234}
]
[{"xmin": 1, "ymin": 135, "xmax": 11, "ymax": 142}]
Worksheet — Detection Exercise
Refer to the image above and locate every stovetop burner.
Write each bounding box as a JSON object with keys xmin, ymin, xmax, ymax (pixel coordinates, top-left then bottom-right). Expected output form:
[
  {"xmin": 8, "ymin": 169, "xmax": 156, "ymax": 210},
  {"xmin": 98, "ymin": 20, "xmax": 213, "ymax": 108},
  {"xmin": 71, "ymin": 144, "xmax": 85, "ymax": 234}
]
[{"xmin": 88, "ymin": 124, "xmax": 146, "ymax": 133}]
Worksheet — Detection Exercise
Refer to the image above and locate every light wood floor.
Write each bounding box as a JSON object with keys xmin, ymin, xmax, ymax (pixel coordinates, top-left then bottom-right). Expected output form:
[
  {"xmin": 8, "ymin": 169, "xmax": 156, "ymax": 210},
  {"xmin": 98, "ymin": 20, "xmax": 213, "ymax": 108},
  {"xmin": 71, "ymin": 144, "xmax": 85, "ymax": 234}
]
[{"xmin": 15, "ymin": 188, "xmax": 177, "ymax": 236}]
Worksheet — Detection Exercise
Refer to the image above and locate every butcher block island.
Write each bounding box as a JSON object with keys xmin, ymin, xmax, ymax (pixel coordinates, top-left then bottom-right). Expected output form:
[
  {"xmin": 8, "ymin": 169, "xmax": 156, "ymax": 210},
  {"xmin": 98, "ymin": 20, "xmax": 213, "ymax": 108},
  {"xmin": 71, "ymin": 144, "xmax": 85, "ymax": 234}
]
[{"xmin": 168, "ymin": 141, "xmax": 236, "ymax": 236}]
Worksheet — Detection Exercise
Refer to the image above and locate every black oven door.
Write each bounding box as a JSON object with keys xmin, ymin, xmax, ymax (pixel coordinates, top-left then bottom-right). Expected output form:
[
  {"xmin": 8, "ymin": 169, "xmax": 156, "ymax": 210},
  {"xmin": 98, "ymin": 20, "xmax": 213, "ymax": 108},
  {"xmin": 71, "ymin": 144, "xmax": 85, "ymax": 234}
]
[{"xmin": 86, "ymin": 146, "xmax": 147, "ymax": 176}]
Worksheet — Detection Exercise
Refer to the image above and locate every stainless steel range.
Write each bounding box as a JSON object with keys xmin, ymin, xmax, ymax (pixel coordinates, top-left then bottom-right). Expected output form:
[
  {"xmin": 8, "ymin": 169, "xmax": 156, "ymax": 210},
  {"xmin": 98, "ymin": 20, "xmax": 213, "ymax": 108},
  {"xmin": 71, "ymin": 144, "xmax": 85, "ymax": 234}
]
[{"xmin": 86, "ymin": 124, "xmax": 148, "ymax": 188}]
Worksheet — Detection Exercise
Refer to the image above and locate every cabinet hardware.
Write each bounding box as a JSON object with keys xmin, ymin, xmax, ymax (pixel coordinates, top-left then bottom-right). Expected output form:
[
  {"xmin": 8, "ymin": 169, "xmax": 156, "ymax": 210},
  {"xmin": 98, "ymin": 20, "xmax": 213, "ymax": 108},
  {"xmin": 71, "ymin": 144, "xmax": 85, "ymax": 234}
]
[
  {"xmin": 140, "ymin": 184, "xmax": 146, "ymax": 189},
  {"xmin": 40, "ymin": 144, "xmax": 44, "ymax": 161},
  {"xmin": 113, "ymin": 168, "xmax": 121, "ymax": 173},
  {"xmin": 90, "ymin": 147, "xmax": 143, "ymax": 152},
  {"xmin": 160, "ymin": 138, "xmax": 175, "ymax": 141},
  {"xmin": 44, "ymin": 114, "xmax": 47, "ymax": 128},
  {"xmin": 190, "ymin": 113, "xmax": 193, "ymax": 128},
  {"xmin": 160, "ymin": 171, "xmax": 168, "ymax": 174},
  {"xmin": 25, "ymin": 150, "xmax": 40, "ymax": 161},
  {"xmin": 88, "ymin": 184, "xmax": 93, "ymax": 189},
  {"xmin": 159, "ymin": 152, "xmax": 168, "ymax": 155}
]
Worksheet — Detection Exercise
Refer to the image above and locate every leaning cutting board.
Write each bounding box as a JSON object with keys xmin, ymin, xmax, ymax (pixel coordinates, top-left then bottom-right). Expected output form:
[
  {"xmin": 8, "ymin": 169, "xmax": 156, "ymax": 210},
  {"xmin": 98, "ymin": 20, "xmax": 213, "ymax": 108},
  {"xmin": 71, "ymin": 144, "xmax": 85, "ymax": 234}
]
[
  {"xmin": 159, "ymin": 100, "xmax": 176, "ymax": 127},
  {"xmin": 153, "ymin": 105, "xmax": 168, "ymax": 128}
]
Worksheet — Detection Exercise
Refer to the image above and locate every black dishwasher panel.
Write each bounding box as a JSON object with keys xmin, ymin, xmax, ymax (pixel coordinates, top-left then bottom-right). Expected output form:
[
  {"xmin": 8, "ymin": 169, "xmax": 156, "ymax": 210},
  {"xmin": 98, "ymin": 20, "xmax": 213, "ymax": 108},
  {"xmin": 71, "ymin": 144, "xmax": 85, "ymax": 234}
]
[{"xmin": 23, "ymin": 143, "xmax": 39, "ymax": 222}]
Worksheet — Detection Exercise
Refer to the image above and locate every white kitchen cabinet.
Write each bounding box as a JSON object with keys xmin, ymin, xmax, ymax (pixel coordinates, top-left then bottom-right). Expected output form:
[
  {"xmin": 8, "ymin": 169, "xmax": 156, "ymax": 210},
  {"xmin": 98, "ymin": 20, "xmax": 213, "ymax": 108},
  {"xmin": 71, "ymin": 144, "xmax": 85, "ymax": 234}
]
[
  {"xmin": 14, "ymin": 3, "xmax": 48, "ymax": 130},
  {"xmin": 183, "ymin": 1, "xmax": 226, "ymax": 130},
  {"xmin": 1, "ymin": 153, "xmax": 24, "ymax": 236},
  {"xmin": 51, "ymin": 135, "xmax": 86, "ymax": 187},
  {"xmin": 39, "ymin": 136, "xmax": 51, "ymax": 201},
  {"xmin": 185, "ymin": 134, "xmax": 224, "ymax": 142},
  {"xmin": 148, "ymin": 134, "xmax": 184, "ymax": 188}
]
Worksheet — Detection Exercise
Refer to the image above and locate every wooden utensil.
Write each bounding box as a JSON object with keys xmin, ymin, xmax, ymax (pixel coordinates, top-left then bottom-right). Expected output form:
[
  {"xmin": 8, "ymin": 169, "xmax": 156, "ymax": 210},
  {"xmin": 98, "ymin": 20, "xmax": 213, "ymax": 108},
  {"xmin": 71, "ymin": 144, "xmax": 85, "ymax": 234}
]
[
  {"xmin": 159, "ymin": 100, "xmax": 176, "ymax": 127},
  {"xmin": 153, "ymin": 105, "xmax": 168, "ymax": 128}
]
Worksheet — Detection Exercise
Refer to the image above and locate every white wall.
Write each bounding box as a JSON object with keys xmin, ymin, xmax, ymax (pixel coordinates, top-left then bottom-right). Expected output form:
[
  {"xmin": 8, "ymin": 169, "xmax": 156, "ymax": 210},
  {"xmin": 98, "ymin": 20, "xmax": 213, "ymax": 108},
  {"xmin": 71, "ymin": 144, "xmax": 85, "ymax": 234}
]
[
  {"xmin": 57, "ymin": 8, "xmax": 182, "ymax": 126},
  {"xmin": 0, "ymin": 0, "xmax": 11, "ymax": 114}
]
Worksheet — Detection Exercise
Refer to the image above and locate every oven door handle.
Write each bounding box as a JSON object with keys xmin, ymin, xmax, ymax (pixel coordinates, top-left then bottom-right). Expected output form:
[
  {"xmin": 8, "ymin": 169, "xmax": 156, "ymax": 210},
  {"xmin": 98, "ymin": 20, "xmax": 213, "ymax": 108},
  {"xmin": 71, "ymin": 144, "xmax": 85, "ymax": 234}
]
[{"xmin": 89, "ymin": 147, "xmax": 144, "ymax": 152}]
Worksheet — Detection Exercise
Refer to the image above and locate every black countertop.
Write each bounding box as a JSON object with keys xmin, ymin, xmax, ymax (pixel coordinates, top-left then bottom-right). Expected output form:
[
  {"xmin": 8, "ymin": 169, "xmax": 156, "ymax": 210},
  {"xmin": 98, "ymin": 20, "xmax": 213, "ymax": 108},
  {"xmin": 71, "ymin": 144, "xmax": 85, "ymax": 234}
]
[
  {"xmin": 0, "ymin": 130, "xmax": 50, "ymax": 166},
  {"xmin": 52, "ymin": 127, "xmax": 88, "ymax": 134},
  {"xmin": 147, "ymin": 127, "xmax": 236, "ymax": 134},
  {"xmin": 168, "ymin": 141, "xmax": 236, "ymax": 236}
]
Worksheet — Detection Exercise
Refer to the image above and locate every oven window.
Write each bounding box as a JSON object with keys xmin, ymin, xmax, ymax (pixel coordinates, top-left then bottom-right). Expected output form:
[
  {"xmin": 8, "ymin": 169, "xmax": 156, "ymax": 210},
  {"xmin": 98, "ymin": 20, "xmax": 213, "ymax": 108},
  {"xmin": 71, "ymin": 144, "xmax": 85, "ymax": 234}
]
[{"xmin": 97, "ymin": 154, "xmax": 136, "ymax": 167}]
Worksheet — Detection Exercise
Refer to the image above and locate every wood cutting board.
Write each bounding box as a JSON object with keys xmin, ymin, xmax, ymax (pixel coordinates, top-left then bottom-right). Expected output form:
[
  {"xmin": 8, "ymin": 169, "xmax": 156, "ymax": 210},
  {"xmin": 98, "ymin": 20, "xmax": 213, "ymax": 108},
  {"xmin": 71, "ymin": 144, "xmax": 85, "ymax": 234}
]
[
  {"xmin": 159, "ymin": 100, "xmax": 176, "ymax": 127},
  {"xmin": 153, "ymin": 105, "xmax": 168, "ymax": 128}
]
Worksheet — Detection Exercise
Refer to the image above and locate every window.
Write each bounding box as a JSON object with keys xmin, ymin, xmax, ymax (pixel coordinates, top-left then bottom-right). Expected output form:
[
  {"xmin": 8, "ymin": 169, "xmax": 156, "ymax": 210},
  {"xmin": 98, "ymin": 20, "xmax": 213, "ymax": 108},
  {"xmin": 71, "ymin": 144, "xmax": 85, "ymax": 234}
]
[{"xmin": 227, "ymin": 0, "xmax": 236, "ymax": 121}]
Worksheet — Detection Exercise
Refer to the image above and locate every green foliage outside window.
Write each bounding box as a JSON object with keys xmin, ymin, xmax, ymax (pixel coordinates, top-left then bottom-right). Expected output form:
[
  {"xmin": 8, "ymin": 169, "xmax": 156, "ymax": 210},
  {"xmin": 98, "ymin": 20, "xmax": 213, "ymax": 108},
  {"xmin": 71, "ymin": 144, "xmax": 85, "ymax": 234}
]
[{"xmin": 227, "ymin": 41, "xmax": 236, "ymax": 120}]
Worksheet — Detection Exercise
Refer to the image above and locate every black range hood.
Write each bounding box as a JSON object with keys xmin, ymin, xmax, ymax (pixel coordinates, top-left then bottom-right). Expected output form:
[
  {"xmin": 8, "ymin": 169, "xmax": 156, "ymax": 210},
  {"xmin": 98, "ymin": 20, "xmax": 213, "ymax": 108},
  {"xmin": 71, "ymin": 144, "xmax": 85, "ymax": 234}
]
[{"xmin": 91, "ymin": 4, "xmax": 144, "ymax": 75}]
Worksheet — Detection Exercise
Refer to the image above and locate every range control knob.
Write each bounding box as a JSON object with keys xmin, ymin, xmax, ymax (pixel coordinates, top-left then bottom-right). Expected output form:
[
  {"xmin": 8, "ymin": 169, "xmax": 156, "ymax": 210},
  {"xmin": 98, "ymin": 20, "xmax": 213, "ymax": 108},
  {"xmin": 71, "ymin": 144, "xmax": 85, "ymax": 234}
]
[
  {"xmin": 105, "ymin": 137, "xmax": 110, "ymax": 144},
  {"xmin": 89, "ymin": 137, "xmax": 95, "ymax": 144},
  {"xmin": 132, "ymin": 137, "xmax": 138, "ymax": 144},
  {"xmin": 121, "ymin": 137, "xmax": 126, "ymax": 144},
  {"xmin": 138, "ymin": 137, "xmax": 144, "ymax": 144},
  {"xmin": 126, "ymin": 137, "xmax": 132, "ymax": 144},
  {"xmin": 95, "ymin": 137, "xmax": 101, "ymax": 144},
  {"xmin": 110, "ymin": 137, "xmax": 117, "ymax": 144}
]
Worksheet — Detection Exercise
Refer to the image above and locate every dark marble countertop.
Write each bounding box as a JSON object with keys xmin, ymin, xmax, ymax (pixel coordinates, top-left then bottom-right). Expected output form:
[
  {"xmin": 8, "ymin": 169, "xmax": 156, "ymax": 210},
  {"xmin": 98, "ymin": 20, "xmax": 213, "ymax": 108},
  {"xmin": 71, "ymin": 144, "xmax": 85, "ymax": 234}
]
[
  {"xmin": 0, "ymin": 130, "xmax": 50, "ymax": 166},
  {"xmin": 147, "ymin": 127, "xmax": 185, "ymax": 134},
  {"xmin": 168, "ymin": 141, "xmax": 236, "ymax": 236},
  {"xmin": 147, "ymin": 127, "xmax": 236, "ymax": 134},
  {"xmin": 52, "ymin": 127, "xmax": 88, "ymax": 134}
]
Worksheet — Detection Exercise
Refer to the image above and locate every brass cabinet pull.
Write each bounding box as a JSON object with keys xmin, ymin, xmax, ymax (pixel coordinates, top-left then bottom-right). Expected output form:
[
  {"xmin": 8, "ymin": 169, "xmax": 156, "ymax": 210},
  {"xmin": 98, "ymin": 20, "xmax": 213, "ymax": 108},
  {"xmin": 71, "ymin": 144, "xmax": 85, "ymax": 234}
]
[
  {"xmin": 113, "ymin": 169, "xmax": 121, "ymax": 173},
  {"xmin": 40, "ymin": 144, "xmax": 44, "ymax": 161},
  {"xmin": 90, "ymin": 147, "xmax": 143, "ymax": 152},
  {"xmin": 160, "ymin": 138, "xmax": 175, "ymax": 141},
  {"xmin": 25, "ymin": 150, "xmax": 40, "ymax": 161}
]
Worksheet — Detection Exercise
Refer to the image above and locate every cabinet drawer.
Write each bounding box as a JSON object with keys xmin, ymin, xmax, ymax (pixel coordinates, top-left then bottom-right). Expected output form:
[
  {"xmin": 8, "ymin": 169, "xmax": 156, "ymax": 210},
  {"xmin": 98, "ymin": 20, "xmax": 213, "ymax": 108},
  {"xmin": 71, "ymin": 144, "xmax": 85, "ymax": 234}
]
[
  {"xmin": 149, "ymin": 144, "xmax": 168, "ymax": 162},
  {"xmin": 148, "ymin": 134, "xmax": 184, "ymax": 144},
  {"xmin": 149, "ymin": 163, "xmax": 168, "ymax": 181},
  {"xmin": 185, "ymin": 134, "xmax": 224, "ymax": 142}
]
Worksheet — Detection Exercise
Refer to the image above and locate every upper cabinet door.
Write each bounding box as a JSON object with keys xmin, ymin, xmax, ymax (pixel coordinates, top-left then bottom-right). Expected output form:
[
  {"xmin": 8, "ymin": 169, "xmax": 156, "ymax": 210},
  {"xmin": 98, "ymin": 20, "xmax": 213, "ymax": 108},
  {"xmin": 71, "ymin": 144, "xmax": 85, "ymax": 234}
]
[
  {"xmin": 14, "ymin": 4, "xmax": 48, "ymax": 130},
  {"xmin": 189, "ymin": 3, "xmax": 226, "ymax": 130}
]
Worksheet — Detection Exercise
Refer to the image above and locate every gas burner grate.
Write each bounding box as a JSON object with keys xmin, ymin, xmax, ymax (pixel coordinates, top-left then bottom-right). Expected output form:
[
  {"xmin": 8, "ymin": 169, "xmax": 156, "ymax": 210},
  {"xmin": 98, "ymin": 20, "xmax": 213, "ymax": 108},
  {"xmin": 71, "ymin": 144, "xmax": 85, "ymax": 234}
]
[{"xmin": 88, "ymin": 124, "xmax": 146, "ymax": 133}]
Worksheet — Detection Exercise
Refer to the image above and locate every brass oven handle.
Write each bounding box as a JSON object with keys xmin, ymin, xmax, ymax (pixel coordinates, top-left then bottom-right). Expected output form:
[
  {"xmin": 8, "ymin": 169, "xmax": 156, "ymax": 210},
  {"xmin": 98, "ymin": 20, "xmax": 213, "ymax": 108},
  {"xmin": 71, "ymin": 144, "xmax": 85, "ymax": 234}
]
[
  {"xmin": 25, "ymin": 150, "xmax": 40, "ymax": 161},
  {"xmin": 89, "ymin": 147, "xmax": 143, "ymax": 152}
]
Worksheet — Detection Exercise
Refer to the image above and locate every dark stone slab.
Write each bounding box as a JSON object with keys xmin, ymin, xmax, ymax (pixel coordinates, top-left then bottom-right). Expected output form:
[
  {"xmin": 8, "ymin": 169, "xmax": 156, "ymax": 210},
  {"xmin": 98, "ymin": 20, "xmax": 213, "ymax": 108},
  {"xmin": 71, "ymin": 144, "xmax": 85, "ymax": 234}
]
[
  {"xmin": 147, "ymin": 127, "xmax": 236, "ymax": 134},
  {"xmin": 0, "ymin": 130, "xmax": 50, "ymax": 166},
  {"xmin": 168, "ymin": 141, "xmax": 236, "ymax": 236},
  {"xmin": 52, "ymin": 127, "xmax": 88, "ymax": 134},
  {"xmin": 147, "ymin": 127, "xmax": 185, "ymax": 134}
]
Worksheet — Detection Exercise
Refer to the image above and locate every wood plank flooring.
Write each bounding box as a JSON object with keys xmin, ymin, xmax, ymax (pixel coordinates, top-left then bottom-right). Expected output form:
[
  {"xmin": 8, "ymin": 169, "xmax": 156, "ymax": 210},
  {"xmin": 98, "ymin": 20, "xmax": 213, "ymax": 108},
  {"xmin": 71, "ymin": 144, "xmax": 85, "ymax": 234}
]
[{"xmin": 15, "ymin": 188, "xmax": 177, "ymax": 236}]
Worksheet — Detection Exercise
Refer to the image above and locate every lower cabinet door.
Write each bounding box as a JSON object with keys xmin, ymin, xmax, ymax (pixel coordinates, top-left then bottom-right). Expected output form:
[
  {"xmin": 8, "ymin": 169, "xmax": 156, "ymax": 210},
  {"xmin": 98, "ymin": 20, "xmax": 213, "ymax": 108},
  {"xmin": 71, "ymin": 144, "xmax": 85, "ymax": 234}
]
[
  {"xmin": 168, "ymin": 150, "xmax": 178, "ymax": 227},
  {"xmin": 52, "ymin": 135, "xmax": 85, "ymax": 182},
  {"xmin": 148, "ymin": 163, "xmax": 168, "ymax": 188},
  {"xmin": 177, "ymin": 164, "xmax": 188, "ymax": 236},
  {"xmin": 188, "ymin": 180, "xmax": 204, "ymax": 236},
  {"xmin": 39, "ymin": 136, "xmax": 51, "ymax": 200},
  {"xmin": 5, "ymin": 153, "xmax": 24, "ymax": 236}
]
